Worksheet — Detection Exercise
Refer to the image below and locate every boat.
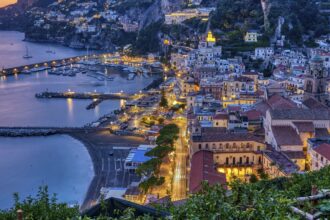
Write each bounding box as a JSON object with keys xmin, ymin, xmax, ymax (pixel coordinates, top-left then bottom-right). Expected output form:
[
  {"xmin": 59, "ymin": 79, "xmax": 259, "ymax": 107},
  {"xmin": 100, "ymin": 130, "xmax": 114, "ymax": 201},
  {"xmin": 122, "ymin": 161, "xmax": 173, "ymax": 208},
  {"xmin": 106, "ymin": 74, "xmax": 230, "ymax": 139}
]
[
  {"xmin": 23, "ymin": 46, "xmax": 32, "ymax": 59},
  {"xmin": 21, "ymin": 69, "xmax": 30, "ymax": 74},
  {"xmin": 127, "ymin": 73, "xmax": 136, "ymax": 80},
  {"xmin": 68, "ymin": 72, "xmax": 76, "ymax": 77}
]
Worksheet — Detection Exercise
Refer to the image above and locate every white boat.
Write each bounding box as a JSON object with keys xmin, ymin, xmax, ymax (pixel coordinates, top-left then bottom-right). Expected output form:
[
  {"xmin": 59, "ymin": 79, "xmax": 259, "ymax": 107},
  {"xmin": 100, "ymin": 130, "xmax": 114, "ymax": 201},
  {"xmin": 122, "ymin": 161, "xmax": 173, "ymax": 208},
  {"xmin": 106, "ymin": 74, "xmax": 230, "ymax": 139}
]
[
  {"xmin": 23, "ymin": 46, "xmax": 32, "ymax": 59},
  {"xmin": 127, "ymin": 73, "xmax": 136, "ymax": 80}
]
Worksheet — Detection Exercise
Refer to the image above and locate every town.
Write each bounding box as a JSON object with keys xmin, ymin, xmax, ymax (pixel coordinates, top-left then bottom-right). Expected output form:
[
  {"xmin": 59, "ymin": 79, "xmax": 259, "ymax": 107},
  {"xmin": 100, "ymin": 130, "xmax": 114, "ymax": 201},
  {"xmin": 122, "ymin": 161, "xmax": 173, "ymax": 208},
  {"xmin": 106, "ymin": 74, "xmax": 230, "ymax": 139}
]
[{"xmin": 1, "ymin": 0, "xmax": 330, "ymax": 219}]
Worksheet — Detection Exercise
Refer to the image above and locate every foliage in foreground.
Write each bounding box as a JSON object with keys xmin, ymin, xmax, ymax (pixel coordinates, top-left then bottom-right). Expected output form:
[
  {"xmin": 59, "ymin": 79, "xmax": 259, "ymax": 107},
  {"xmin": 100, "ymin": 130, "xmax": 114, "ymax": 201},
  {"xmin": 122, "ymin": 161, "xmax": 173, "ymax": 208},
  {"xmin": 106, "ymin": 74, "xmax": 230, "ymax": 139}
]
[{"xmin": 2, "ymin": 165, "xmax": 330, "ymax": 219}]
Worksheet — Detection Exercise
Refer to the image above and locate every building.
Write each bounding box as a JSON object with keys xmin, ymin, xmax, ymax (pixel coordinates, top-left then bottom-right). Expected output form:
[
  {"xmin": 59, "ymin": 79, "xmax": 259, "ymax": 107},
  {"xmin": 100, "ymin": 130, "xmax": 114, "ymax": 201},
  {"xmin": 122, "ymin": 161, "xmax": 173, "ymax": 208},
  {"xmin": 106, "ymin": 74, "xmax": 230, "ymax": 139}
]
[
  {"xmin": 263, "ymin": 149, "xmax": 299, "ymax": 178},
  {"xmin": 264, "ymin": 108, "xmax": 330, "ymax": 170},
  {"xmin": 189, "ymin": 150, "xmax": 226, "ymax": 193},
  {"xmin": 254, "ymin": 47, "xmax": 274, "ymax": 60},
  {"xmin": 309, "ymin": 143, "xmax": 330, "ymax": 170},
  {"xmin": 165, "ymin": 8, "xmax": 214, "ymax": 25},
  {"xmin": 244, "ymin": 30, "xmax": 258, "ymax": 43},
  {"xmin": 189, "ymin": 126, "xmax": 266, "ymax": 182},
  {"xmin": 303, "ymin": 55, "xmax": 329, "ymax": 105},
  {"xmin": 124, "ymin": 145, "xmax": 155, "ymax": 171}
]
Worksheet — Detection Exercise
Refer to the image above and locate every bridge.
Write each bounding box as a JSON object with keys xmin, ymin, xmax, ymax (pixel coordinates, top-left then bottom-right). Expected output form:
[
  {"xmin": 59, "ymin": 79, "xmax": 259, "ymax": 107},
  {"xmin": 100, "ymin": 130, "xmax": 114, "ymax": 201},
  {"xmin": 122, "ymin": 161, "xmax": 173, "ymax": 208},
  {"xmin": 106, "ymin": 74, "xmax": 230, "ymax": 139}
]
[{"xmin": 35, "ymin": 91, "xmax": 131, "ymax": 100}]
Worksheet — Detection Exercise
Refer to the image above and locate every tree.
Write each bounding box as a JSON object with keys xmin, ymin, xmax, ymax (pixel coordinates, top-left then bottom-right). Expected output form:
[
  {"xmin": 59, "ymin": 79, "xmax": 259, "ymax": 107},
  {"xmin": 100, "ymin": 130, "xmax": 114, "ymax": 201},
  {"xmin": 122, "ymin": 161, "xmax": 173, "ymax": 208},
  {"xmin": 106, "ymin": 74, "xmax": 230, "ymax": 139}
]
[
  {"xmin": 159, "ymin": 89, "xmax": 168, "ymax": 108},
  {"xmin": 250, "ymin": 174, "xmax": 258, "ymax": 183},
  {"xmin": 139, "ymin": 176, "xmax": 165, "ymax": 194},
  {"xmin": 145, "ymin": 145, "xmax": 174, "ymax": 159},
  {"xmin": 0, "ymin": 186, "xmax": 79, "ymax": 220}
]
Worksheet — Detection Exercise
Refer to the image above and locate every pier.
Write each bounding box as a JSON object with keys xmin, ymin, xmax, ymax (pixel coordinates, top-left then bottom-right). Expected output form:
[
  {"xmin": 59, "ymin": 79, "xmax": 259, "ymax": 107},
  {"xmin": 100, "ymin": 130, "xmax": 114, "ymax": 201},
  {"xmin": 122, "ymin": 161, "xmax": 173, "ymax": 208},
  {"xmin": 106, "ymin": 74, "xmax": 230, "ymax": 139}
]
[
  {"xmin": 0, "ymin": 126, "xmax": 110, "ymax": 137},
  {"xmin": 35, "ymin": 91, "xmax": 131, "ymax": 100},
  {"xmin": 0, "ymin": 54, "xmax": 103, "ymax": 76}
]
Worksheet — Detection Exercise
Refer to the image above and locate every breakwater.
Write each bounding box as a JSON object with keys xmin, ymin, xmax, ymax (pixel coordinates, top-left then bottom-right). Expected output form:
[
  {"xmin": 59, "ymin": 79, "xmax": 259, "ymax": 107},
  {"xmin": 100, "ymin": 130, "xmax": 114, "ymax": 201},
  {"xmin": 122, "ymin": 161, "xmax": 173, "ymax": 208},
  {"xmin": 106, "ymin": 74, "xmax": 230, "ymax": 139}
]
[
  {"xmin": 35, "ymin": 91, "xmax": 131, "ymax": 100},
  {"xmin": 0, "ymin": 54, "xmax": 100, "ymax": 76},
  {"xmin": 0, "ymin": 127, "xmax": 110, "ymax": 137}
]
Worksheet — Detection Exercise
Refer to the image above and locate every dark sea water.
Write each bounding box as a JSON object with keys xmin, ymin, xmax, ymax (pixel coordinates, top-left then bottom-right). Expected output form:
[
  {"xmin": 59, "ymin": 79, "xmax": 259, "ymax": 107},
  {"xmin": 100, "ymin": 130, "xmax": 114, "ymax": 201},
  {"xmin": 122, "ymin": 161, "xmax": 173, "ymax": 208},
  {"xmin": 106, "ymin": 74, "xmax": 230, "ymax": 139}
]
[{"xmin": 0, "ymin": 31, "xmax": 87, "ymax": 69}]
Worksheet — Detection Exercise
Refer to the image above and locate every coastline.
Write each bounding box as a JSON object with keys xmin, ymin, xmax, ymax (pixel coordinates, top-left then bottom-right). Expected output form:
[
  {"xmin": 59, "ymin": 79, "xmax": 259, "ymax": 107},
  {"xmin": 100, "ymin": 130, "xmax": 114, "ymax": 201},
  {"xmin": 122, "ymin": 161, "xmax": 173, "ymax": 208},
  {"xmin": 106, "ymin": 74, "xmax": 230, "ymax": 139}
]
[{"xmin": 69, "ymin": 131, "xmax": 147, "ymax": 212}]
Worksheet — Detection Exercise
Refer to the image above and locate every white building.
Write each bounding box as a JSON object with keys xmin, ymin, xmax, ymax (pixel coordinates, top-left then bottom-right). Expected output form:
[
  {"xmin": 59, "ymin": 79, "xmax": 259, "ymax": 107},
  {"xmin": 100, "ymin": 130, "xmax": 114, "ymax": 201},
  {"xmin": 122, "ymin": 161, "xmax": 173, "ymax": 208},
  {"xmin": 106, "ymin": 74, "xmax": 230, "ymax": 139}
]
[{"xmin": 254, "ymin": 47, "xmax": 274, "ymax": 60}]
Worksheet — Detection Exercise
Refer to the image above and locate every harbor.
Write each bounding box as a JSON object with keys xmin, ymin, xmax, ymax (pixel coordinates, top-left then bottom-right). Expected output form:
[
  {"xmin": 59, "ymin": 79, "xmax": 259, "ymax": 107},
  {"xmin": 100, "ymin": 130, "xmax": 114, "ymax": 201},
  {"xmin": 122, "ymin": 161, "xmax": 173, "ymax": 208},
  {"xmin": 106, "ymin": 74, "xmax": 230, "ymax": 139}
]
[{"xmin": 0, "ymin": 39, "xmax": 164, "ymax": 210}]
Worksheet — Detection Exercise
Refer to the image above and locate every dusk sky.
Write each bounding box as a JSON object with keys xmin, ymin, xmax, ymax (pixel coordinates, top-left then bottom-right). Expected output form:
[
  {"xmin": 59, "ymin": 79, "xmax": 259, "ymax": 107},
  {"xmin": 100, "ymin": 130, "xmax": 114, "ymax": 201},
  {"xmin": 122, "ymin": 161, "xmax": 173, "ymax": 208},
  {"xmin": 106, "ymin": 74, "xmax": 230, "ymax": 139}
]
[{"xmin": 0, "ymin": 0, "xmax": 16, "ymax": 8}]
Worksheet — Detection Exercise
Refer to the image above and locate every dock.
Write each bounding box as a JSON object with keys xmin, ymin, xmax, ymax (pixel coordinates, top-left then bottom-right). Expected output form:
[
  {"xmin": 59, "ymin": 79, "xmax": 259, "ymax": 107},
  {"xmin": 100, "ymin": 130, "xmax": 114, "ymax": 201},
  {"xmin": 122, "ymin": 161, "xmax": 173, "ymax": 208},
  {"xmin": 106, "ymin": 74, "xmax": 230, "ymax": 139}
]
[
  {"xmin": 0, "ymin": 54, "xmax": 103, "ymax": 76},
  {"xmin": 0, "ymin": 126, "xmax": 110, "ymax": 137},
  {"xmin": 35, "ymin": 91, "xmax": 131, "ymax": 100}
]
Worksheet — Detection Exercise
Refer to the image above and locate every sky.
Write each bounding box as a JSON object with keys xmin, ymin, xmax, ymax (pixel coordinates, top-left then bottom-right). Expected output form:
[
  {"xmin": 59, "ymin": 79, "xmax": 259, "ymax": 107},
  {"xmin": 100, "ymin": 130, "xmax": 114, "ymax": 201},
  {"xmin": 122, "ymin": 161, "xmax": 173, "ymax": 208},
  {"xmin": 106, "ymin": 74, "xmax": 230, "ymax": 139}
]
[{"xmin": 0, "ymin": 0, "xmax": 17, "ymax": 8}]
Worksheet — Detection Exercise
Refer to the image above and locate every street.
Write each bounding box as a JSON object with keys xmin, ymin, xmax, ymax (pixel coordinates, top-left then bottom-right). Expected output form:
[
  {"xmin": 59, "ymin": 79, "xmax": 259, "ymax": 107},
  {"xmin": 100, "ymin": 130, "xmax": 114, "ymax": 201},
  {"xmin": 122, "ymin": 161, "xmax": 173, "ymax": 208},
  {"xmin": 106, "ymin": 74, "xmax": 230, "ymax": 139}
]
[{"xmin": 171, "ymin": 119, "xmax": 188, "ymax": 201}]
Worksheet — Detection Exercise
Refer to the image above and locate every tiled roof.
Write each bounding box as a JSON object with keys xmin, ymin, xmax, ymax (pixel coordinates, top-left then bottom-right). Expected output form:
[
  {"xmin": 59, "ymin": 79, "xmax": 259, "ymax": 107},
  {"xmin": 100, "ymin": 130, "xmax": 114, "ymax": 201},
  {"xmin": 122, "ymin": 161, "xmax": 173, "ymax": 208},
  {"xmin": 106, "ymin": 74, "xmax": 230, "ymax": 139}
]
[
  {"xmin": 254, "ymin": 94, "xmax": 297, "ymax": 116},
  {"xmin": 314, "ymin": 143, "xmax": 330, "ymax": 161},
  {"xmin": 189, "ymin": 150, "xmax": 226, "ymax": 194},
  {"xmin": 263, "ymin": 149, "xmax": 299, "ymax": 175},
  {"xmin": 243, "ymin": 109, "xmax": 262, "ymax": 121},
  {"xmin": 292, "ymin": 121, "xmax": 315, "ymax": 132},
  {"xmin": 267, "ymin": 94, "xmax": 297, "ymax": 110},
  {"xmin": 227, "ymin": 105, "xmax": 241, "ymax": 112},
  {"xmin": 213, "ymin": 113, "xmax": 229, "ymax": 120},
  {"xmin": 270, "ymin": 109, "xmax": 330, "ymax": 120},
  {"xmin": 192, "ymin": 131, "xmax": 264, "ymax": 143},
  {"xmin": 283, "ymin": 151, "xmax": 305, "ymax": 159},
  {"xmin": 271, "ymin": 126, "xmax": 302, "ymax": 146},
  {"xmin": 302, "ymin": 97, "xmax": 328, "ymax": 110},
  {"xmin": 315, "ymin": 128, "xmax": 330, "ymax": 138}
]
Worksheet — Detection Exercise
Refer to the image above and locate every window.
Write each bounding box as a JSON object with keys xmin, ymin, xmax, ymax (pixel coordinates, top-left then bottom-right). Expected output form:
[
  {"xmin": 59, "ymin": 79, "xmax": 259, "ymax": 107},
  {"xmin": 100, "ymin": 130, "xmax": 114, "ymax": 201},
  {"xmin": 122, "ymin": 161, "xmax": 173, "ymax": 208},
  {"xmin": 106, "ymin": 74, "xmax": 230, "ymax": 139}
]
[
  {"xmin": 233, "ymin": 157, "xmax": 236, "ymax": 165},
  {"xmin": 246, "ymin": 157, "xmax": 249, "ymax": 164},
  {"xmin": 239, "ymin": 157, "xmax": 243, "ymax": 164},
  {"xmin": 205, "ymin": 144, "xmax": 209, "ymax": 149},
  {"xmin": 226, "ymin": 143, "xmax": 229, "ymax": 149},
  {"xmin": 226, "ymin": 157, "xmax": 229, "ymax": 165},
  {"xmin": 198, "ymin": 144, "xmax": 202, "ymax": 150},
  {"xmin": 258, "ymin": 156, "xmax": 262, "ymax": 164}
]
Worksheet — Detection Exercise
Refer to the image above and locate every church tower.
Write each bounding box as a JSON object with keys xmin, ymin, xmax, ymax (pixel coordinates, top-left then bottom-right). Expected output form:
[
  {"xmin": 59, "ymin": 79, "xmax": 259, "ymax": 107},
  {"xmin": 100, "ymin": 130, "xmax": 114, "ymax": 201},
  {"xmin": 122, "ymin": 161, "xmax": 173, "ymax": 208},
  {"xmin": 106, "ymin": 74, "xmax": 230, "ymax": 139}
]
[{"xmin": 303, "ymin": 55, "xmax": 329, "ymax": 104}]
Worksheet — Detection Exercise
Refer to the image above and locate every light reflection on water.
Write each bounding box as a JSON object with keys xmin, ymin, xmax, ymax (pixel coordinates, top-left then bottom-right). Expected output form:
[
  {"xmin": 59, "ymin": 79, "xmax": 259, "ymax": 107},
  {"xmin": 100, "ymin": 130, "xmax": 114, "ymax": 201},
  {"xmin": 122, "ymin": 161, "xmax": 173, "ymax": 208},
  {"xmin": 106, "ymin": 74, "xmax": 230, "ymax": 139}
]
[{"xmin": 0, "ymin": 30, "xmax": 158, "ymax": 209}]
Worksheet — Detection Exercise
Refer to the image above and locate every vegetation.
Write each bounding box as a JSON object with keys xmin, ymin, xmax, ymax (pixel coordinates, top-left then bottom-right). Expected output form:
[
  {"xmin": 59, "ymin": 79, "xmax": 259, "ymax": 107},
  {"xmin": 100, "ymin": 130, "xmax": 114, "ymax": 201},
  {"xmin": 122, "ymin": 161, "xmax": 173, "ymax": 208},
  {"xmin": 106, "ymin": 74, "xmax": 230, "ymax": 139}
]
[
  {"xmin": 159, "ymin": 89, "xmax": 168, "ymax": 108},
  {"xmin": 133, "ymin": 21, "xmax": 161, "ymax": 55},
  {"xmin": 137, "ymin": 124, "xmax": 179, "ymax": 193},
  {"xmin": 0, "ymin": 186, "xmax": 79, "ymax": 220},
  {"xmin": 174, "ymin": 166, "xmax": 330, "ymax": 219},
  {"xmin": 210, "ymin": 0, "xmax": 329, "ymax": 46},
  {"xmin": 2, "ymin": 167, "xmax": 330, "ymax": 219}
]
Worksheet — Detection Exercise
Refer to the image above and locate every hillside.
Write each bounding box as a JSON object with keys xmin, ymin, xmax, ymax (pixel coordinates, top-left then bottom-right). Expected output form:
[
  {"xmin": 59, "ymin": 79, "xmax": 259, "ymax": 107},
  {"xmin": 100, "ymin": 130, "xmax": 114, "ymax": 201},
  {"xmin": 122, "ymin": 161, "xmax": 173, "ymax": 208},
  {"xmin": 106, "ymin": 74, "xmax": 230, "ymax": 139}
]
[{"xmin": 210, "ymin": 0, "xmax": 329, "ymax": 46}]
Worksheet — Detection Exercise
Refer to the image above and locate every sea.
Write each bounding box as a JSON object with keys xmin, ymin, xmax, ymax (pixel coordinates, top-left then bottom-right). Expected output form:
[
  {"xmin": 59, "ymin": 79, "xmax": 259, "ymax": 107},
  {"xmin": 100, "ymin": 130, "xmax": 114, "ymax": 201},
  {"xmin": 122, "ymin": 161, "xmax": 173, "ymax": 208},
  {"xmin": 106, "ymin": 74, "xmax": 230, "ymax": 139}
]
[{"xmin": 0, "ymin": 31, "xmax": 155, "ymax": 209}]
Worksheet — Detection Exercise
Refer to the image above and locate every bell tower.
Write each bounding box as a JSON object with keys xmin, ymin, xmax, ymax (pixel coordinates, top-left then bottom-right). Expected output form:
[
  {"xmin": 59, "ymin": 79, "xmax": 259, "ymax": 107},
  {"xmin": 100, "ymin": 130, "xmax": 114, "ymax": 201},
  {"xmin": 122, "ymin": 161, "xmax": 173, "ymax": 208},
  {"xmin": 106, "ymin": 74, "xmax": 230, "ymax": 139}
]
[{"xmin": 303, "ymin": 55, "xmax": 329, "ymax": 104}]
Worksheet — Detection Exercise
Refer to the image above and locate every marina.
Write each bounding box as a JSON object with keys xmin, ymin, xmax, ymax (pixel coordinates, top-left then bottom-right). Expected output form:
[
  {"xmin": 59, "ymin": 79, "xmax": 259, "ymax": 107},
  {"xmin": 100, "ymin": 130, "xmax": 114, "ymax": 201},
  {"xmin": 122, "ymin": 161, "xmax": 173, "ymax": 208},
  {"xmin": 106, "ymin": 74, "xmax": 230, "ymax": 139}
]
[{"xmin": 0, "ymin": 31, "xmax": 165, "ymax": 211}]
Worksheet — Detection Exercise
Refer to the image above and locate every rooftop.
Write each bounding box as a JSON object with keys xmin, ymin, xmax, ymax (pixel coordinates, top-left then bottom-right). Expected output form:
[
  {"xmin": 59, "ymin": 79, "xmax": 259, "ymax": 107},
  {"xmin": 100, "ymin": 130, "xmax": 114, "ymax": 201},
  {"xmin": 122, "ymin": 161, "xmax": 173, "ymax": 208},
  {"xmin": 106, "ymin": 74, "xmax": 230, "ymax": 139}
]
[
  {"xmin": 271, "ymin": 126, "xmax": 302, "ymax": 146},
  {"xmin": 269, "ymin": 109, "xmax": 330, "ymax": 121},
  {"xmin": 125, "ymin": 145, "xmax": 155, "ymax": 164},
  {"xmin": 264, "ymin": 149, "xmax": 299, "ymax": 175},
  {"xmin": 192, "ymin": 129, "xmax": 263, "ymax": 143},
  {"xmin": 189, "ymin": 150, "xmax": 226, "ymax": 194},
  {"xmin": 313, "ymin": 143, "xmax": 330, "ymax": 161}
]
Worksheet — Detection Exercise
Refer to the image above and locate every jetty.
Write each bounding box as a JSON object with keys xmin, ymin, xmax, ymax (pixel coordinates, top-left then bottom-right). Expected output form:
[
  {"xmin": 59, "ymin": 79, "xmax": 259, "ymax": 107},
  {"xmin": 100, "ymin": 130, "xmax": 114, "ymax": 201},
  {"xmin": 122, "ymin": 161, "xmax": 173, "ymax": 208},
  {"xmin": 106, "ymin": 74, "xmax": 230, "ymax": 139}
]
[
  {"xmin": 35, "ymin": 91, "xmax": 131, "ymax": 100},
  {"xmin": 0, "ymin": 54, "xmax": 104, "ymax": 76}
]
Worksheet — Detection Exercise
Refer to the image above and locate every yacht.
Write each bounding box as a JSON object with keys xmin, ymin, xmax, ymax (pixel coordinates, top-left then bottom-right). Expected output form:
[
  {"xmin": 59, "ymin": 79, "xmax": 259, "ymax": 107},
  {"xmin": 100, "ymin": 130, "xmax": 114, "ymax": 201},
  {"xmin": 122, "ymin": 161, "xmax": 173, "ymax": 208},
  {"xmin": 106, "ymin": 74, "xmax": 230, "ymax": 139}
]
[{"xmin": 23, "ymin": 46, "xmax": 32, "ymax": 59}]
